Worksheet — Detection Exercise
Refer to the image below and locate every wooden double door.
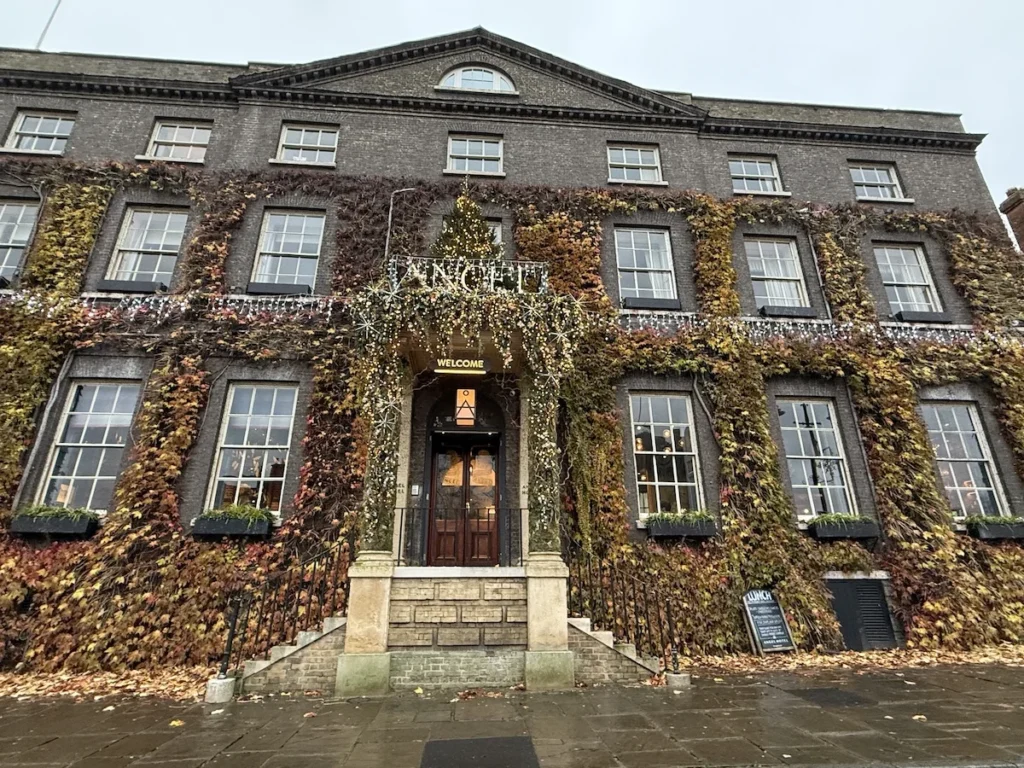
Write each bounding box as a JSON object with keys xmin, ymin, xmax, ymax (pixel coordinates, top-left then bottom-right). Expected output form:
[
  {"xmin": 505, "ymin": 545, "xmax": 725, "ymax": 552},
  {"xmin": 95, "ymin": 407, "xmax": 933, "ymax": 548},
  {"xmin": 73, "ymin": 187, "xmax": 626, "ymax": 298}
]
[{"xmin": 428, "ymin": 436, "xmax": 499, "ymax": 566}]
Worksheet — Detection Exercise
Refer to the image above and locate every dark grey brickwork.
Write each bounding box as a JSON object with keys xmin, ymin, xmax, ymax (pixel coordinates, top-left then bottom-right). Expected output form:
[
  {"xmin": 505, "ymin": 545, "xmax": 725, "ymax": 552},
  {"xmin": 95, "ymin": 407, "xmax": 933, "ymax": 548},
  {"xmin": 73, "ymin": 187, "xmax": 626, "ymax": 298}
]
[
  {"xmin": 916, "ymin": 382, "xmax": 1024, "ymax": 515},
  {"xmin": 16, "ymin": 350, "xmax": 153, "ymax": 515},
  {"xmin": 859, "ymin": 229, "xmax": 971, "ymax": 324},
  {"xmin": 390, "ymin": 649, "xmax": 524, "ymax": 690},
  {"xmin": 616, "ymin": 375, "xmax": 721, "ymax": 536},
  {"xmin": 568, "ymin": 626, "xmax": 655, "ymax": 684},
  {"xmin": 731, "ymin": 221, "xmax": 829, "ymax": 319},
  {"xmin": 600, "ymin": 210, "xmax": 698, "ymax": 312},
  {"xmin": 243, "ymin": 624, "xmax": 347, "ymax": 696},
  {"xmin": 177, "ymin": 357, "xmax": 311, "ymax": 525},
  {"xmin": 764, "ymin": 376, "xmax": 878, "ymax": 523},
  {"xmin": 83, "ymin": 188, "xmax": 194, "ymax": 294}
]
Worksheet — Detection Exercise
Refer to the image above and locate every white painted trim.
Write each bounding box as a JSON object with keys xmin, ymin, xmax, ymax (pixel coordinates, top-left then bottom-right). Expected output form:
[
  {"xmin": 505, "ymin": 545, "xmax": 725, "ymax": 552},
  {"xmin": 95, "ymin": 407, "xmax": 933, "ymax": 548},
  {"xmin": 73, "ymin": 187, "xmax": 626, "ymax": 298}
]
[
  {"xmin": 392, "ymin": 566, "xmax": 526, "ymax": 579},
  {"xmin": 823, "ymin": 570, "xmax": 890, "ymax": 580},
  {"xmin": 733, "ymin": 190, "xmax": 793, "ymax": 198},
  {"xmin": 607, "ymin": 179, "xmax": 669, "ymax": 187},
  {"xmin": 268, "ymin": 158, "xmax": 337, "ymax": 169},
  {"xmin": 856, "ymin": 196, "xmax": 915, "ymax": 205},
  {"xmin": 0, "ymin": 147, "xmax": 63, "ymax": 156},
  {"xmin": 135, "ymin": 154, "xmax": 205, "ymax": 165}
]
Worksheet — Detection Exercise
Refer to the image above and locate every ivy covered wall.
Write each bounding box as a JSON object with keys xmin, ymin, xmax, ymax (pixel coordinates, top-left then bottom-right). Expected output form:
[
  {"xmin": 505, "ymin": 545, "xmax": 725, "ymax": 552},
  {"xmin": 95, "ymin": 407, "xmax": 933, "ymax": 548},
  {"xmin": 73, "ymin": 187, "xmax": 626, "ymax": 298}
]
[{"xmin": 1, "ymin": 157, "xmax": 1024, "ymax": 671}]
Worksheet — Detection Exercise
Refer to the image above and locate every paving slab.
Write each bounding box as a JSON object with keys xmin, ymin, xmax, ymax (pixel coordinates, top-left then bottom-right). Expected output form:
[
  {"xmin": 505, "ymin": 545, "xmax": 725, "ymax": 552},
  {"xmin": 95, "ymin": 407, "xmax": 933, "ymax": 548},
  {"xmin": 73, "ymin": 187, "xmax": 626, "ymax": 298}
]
[{"xmin": 0, "ymin": 664, "xmax": 1022, "ymax": 767}]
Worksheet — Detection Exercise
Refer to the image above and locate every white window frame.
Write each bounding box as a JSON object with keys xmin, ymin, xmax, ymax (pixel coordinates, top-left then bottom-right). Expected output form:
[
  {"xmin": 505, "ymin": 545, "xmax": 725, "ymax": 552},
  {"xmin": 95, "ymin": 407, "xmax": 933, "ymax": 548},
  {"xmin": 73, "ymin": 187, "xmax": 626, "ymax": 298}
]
[
  {"xmin": 849, "ymin": 163, "xmax": 912, "ymax": 202},
  {"xmin": 139, "ymin": 120, "xmax": 211, "ymax": 164},
  {"xmin": 629, "ymin": 393, "xmax": 705, "ymax": 518},
  {"xmin": 105, "ymin": 207, "xmax": 189, "ymax": 287},
  {"xmin": 486, "ymin": 219, "xmax": 502, "ymax": 245},
  {"xmin": 437, "ymin": 66, "xmax": 517, "ymax": 94},
  {"xmin": 0, "ymin": 200, "xmax": 39, "ymax": 286},
  {"xmin": 3, "ymin": 111, "xmax": 75, "ymax": 155},
  {"xmin": 729, "ymin": 156, "xmax": 788, "ymax": 196},
  {"xmin": 872, "ymin": 243, "xmax": 942, "ymax": 316},
  {"xmin": 778, "ymin": 398, "xmax": 857, "ymax": 521},
  {"xmin": 744, "ymin": 237, "xmax": 810, "ymax": 309},
  {"xmin": 272, "ymin": 124, "xmax": 339, "ymax": 166},
  {"xmin": 607, "ymin": 145, "xmax": 665, "ymax": 185},
  {"xmin": 921, "ymin": 402, "xmax": 1009, "ymax": 520},
  {"xmin": 206, "ymin": 383, "xmax": 298, "ymax": 515},
  {"xmin": 615, "ymin": 227, "xmax": 677, "ymax": 304},
  {"xmin": 37, "ymin": 380, "xmax": 141, "ymax": 514},
  {"xmin": 251, "ymin": 210, "xmax": 325, "ymax": 289},
  {"xmin": 445, "ymin": 135, "xmax": 505, "ymax": 177}
]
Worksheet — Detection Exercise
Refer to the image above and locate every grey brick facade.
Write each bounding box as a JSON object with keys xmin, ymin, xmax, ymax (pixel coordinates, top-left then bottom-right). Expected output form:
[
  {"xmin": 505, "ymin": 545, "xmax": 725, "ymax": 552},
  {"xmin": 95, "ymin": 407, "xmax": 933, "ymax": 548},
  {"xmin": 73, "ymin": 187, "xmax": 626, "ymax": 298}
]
[{"xmin": 1, "ymin": 26, "xmax": 1012, "ymax": 537}]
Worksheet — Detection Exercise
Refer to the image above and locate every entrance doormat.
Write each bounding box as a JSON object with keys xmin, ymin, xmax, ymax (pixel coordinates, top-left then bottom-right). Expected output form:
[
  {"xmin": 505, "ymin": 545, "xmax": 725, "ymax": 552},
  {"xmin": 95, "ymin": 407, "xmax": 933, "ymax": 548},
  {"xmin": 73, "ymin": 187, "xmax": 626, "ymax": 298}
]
[{"xmin": 421, "ymin": 736, "xmax": 540, "ymax": 768}]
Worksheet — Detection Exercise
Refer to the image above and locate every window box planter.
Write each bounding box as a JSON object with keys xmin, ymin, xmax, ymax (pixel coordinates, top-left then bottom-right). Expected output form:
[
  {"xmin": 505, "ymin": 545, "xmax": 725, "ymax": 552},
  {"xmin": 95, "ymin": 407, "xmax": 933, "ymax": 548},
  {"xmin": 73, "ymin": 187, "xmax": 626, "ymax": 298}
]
[
  {"xmin": 192, "ymin": 515, "xmax": 271, "ymax": 538},
  {"xmin": 246, "ymin": 281, "xmax": 312, "ymax": 296},
  {"xmin": 966, "ymin": 520, "xmax": 1024, "ymax": 541},
  {"xmin": 893, "ymin": 310, "xmax": 951, "ymax": 324},
  {"xmin": 621, "ymin": 297, "xmax": 680, "ymax": 311},
  {"xmin": 759, "ymin": 305, "xmax": 817, "ymax": 319},
  {"xmin": 809, "ymin": 518, "xmax": 880, "ymax": 540},
  {"xmin": 96, "ymin": 279, "xmax": 166, "ymax": 294},
  {"xmin": 646, "ymin": 517, "xmax": 718, "ymax": 539},
  {"xmin": 10, "ymin": 513, "xmax": 98, "ymax": 537}
]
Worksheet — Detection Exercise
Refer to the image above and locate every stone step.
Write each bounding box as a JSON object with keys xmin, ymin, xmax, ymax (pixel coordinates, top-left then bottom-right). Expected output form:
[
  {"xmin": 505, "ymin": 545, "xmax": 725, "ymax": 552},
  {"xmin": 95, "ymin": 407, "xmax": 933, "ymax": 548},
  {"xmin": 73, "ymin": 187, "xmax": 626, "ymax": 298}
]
[
  {"xmin": 296, "ymin": 630, "xmax": 321, "ymax": 647},
  {"xmin": 323, "ymin": 616, "xmax": 347, "ymax": 632},
  {"xmin": 270, "ymin": 644, "xmax": 298, "ymax": 663},
  {"xmin": 243, "ymin": 658, "xmax": 272, "ymax": 677},
  {"xmin": 590, "ymin": 630, "xmax": 615, "ymax": 648},
  {"xmin": 613, "ymin": 642, "xmax": 637, "ymax": 660},
  {"xmin": 641, "ymin": 655, "xmax": 661, "ymax": 670},
  {"xmin": 567, "ymin": 617, "xmax": 592, "ymax": 633}
]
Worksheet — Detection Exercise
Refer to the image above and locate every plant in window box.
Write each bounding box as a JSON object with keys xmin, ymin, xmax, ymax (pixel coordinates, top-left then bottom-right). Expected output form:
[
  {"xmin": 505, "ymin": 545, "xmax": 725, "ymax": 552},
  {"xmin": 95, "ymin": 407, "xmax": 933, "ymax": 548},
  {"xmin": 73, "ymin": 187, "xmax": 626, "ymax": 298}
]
[
  {"xmin": 964, "ymin": 515, "xmax": 1024, "ymax": 541},
  {"xmin": 191, "ymin": 504, "xmax": 274, "ymax": 537},
  {"xmin": 645, "ymin": 510, "xmax": 718, "ymax": 539},
  {"xmin": 10, "ymin": 505, "xmax": 100, "ymax": 536},
  {"xmin": 807, "ymin": 513, "xmax": 880, "ymax": 540}
]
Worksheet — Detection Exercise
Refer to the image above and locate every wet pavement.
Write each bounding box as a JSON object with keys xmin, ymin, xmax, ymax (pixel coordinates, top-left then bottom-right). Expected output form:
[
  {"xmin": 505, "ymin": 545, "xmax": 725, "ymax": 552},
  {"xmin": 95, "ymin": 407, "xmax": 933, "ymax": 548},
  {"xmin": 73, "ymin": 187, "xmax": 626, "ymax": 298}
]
[{"xmin": 3, "ymin": 664, "xmax": 1024, "ymax": 767}]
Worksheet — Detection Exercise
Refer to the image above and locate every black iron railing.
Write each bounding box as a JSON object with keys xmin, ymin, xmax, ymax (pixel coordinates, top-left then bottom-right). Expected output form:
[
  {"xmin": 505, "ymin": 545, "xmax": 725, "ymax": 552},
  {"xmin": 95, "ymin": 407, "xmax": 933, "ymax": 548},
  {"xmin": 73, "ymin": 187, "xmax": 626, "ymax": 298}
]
[
  {"xmin": 217, "ymin": 530, "xmax": 357, "ymax": 677},
  {"xmin": 395, "ymin": 506, "xmax": 524, "ymax": 567},
  {"xmin": 564, "ymin": 540, "xmax": 680, "ymax": 671}
]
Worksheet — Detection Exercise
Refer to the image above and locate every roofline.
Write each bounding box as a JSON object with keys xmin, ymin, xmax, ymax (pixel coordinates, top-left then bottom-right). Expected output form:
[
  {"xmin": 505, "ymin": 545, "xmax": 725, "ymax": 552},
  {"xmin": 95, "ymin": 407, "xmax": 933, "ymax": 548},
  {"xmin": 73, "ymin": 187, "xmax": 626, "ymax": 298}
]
[
  {"xmin": 0, "ymin": 45, "xmax": 252, "ymax": 71},
  {"xmin": 686, "ymin": 92, "xmax": 962, "ymax": 119},
  {"xmin": 0, "ymin": 46, "xmax": 968, "ymax": 120}
]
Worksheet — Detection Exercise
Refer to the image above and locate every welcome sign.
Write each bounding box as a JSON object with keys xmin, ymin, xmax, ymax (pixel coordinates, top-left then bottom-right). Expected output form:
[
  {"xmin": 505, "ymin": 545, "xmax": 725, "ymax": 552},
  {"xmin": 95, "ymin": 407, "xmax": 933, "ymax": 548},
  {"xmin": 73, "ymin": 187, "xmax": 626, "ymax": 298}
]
[{"xmin": 433, "ymin": 357, "xmax": 490, "ymax": 375}]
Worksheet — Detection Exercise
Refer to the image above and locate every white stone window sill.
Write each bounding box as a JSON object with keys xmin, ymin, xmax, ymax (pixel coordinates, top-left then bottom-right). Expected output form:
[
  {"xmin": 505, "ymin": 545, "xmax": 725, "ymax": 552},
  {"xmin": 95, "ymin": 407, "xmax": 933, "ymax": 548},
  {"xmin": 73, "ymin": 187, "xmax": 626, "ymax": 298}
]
[
  {"xmin": 879, "ymin": 320, "xmax": 974, "ymax": 331},
  {"xmin": 733, "ymin": 189, "xmax": 792, "ymax": 198},
  {"xmin": 742, "ymin": 314, "xmax": 831, "ymax": 326},
  {"xmin": 823, "ymin": 570, "xmax": 890, "ymax": 580},
  {"xmin": 443, "ymin": 168, "xmax": 506, "ymax": 178},
  {"xmin": 856, "ymin": 196, "xmax": 915, "ymax": 204},
  {"xmin": 607, "ymin": 179, "xmax": 669, "ymax": 187},
  {"xmin": 434, "ymin": 86, "xmax": 521, "ymax": 97},
  {"xmin": 268, "ymin": 158, "xmax": 337, "ymax": 169},
  {"xmin": 135, "ymin": 154, "xmax": 205, "ymax": 165},
  {"xmin": 619, "ymin": 308, "xmax": 696, "ymax": 317},
  {"xmin": 393, "ymin": 566, "xmax": 525, "ymax": 578},
  {"xmin": 0, "ymin": 147, "xmax": 64, "ymax": 156}
]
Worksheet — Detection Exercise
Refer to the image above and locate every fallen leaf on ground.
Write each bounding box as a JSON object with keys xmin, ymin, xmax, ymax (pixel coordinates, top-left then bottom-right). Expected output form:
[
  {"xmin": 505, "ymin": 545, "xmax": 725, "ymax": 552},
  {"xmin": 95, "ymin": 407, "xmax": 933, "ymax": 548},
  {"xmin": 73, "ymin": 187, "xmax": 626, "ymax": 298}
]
[
  {"xmin": 102, "ymin": 705, "xmax": 115, "ymax": 712},
  {"xmin": 414, "ymin": 687, "xmax": 424, "ymax": 695},
  {"xmin": 169, "ymin": 719, "xmax": 184, "ymax": 727},
  {"xmin": 913, "ymin": 714, "xmax": 927, "ymax": 721},
  {"xmin": 210, "ymin": 709, "xmax": 224, "ymax": 715},
  {"xmin": 304, "ymin": 712, "xmax": 317, "ymax": 718}
]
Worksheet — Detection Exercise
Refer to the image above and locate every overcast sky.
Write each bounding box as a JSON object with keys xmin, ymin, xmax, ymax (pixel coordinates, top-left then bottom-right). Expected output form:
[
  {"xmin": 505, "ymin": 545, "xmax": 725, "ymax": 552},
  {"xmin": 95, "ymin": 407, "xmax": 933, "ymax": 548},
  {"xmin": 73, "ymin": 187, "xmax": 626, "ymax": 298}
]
[{"xmin": 2, "ymin": 0, "xmax": 1020, "ymax": 208}]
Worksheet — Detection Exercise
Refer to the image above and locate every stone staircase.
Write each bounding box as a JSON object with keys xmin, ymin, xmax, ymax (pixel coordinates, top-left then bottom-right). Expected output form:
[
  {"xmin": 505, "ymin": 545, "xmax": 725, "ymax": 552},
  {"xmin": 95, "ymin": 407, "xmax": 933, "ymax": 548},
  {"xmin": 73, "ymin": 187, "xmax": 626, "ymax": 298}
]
[
  {"xmin": 240, "ymin": 616, "xmax": 348, "ymax": 696},
  {"xmin": 234, "ymin": 614, "xmax": 657, "ymax": 696},
  {"xmin": 567, "ymin": 617, "xmax": 660, "ymax": 684}
]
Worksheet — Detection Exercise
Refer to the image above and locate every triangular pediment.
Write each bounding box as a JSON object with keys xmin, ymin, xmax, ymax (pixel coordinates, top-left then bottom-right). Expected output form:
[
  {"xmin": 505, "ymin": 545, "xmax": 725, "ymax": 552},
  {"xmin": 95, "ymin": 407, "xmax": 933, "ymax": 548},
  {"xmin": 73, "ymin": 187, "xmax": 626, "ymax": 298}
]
[{"xmin": 231, "ymin": 28, "xmax": 706, "ymax": 121}]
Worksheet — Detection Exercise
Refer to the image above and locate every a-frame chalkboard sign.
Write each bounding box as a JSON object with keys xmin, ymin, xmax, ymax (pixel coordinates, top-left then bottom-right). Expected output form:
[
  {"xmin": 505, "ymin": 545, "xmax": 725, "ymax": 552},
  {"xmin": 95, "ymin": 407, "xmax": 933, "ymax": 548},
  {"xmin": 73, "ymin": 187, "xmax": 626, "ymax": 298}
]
[{"xmin": 742, "ymin": 589, "xmax": 796, "ymax": 654}]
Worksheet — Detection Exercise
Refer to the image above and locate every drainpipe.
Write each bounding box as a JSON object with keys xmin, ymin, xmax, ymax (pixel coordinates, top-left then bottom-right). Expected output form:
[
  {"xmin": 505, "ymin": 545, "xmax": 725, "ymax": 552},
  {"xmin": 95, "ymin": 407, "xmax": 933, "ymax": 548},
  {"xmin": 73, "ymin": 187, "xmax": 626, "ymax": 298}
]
[{"xmin": 384, "ymin": 187, "xmax": 418, "ymax": 286}]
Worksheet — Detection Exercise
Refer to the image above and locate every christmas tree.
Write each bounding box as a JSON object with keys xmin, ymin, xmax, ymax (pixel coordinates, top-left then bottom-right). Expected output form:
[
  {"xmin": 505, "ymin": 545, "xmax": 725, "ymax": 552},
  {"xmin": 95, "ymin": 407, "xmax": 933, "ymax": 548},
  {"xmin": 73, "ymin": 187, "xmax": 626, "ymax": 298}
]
[{"xmin": 430, "ymin": 183, "xmax": 502, "ymax": 260}]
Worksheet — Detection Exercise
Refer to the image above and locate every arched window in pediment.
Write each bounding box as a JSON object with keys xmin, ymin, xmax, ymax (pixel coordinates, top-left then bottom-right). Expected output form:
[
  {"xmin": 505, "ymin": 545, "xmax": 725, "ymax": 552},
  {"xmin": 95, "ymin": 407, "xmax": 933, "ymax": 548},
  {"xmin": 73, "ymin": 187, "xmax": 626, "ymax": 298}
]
[{"xmin": 439, "ymin": 66, "xmax": 515, "ymax": 93}]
